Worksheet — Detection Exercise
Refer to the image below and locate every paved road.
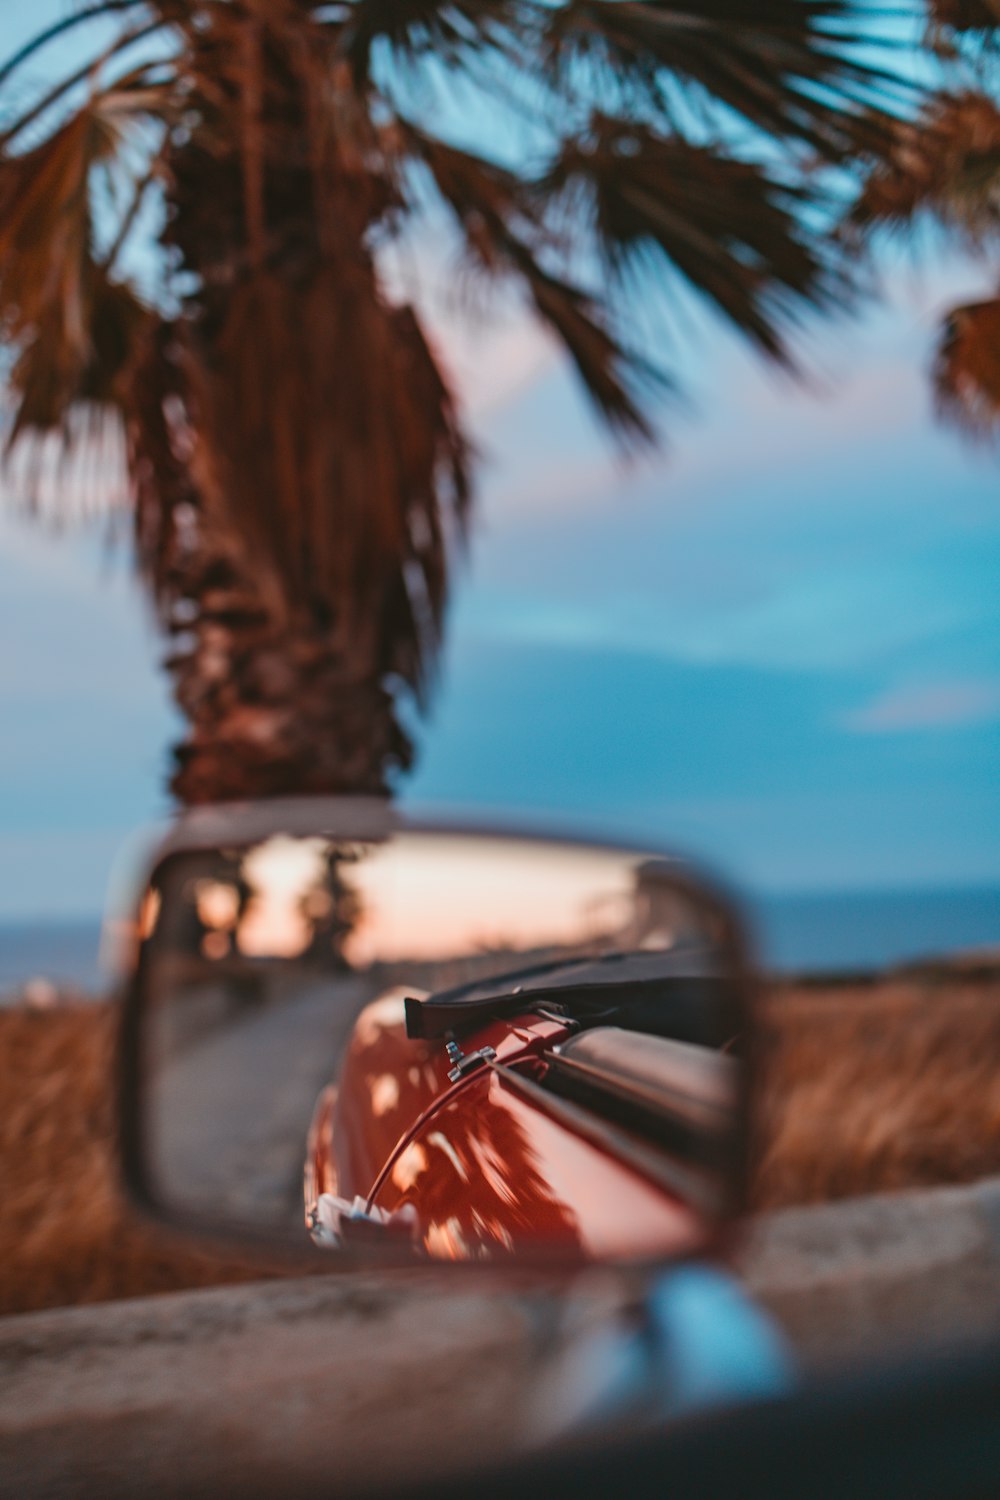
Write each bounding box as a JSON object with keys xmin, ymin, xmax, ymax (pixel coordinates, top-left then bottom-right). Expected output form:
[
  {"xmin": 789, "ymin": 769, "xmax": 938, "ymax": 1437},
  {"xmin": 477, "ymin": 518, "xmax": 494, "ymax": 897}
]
[{"xmin": 151, "ymin": 971, "xmax": 376, "ymax": 1226}]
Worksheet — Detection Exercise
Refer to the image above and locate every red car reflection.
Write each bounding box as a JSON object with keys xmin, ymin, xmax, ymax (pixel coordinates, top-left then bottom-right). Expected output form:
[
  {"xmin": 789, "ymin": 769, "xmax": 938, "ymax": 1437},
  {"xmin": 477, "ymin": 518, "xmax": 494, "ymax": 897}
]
[{"xmin": 304, "ymin": 957, "xmax": 739, "ymax": 1263}]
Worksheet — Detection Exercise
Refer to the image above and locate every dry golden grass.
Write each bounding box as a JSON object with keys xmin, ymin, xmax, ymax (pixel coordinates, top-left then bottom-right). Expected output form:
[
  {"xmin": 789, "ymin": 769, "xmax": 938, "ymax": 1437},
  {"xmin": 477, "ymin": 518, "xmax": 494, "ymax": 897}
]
[
  {"xmin": 751, "ymin": 975, "xmax": 1000, "ymax": 1210},
  {"xmin": 0, "ymin": 1003, "xmax": 268, "ymax": 1317},
  {"xmin": 1, "ymin": 975, "xmax": 998, "ymax": 1315}
]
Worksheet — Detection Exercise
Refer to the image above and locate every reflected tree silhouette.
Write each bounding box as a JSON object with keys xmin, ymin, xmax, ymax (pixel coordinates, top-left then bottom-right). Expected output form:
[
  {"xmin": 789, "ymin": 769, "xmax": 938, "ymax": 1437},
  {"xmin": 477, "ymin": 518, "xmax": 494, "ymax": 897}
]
[
  {"xmin": 296, "ymin": 846, "xmax": 364, "ymax": 971},
  {"xmin": 379, "ymin": 1080, "xmax": 583, "ymax": 1260}
]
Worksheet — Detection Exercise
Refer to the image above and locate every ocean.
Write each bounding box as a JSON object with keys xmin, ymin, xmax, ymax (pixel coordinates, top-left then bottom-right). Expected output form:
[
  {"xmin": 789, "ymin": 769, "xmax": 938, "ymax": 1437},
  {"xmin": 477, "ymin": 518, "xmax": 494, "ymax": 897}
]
[
  {"xmin": 0, "ymin": 885, "xmax": 997, "ymax": 1000},
  {"xmin": 746, "ymin": 885, "xmax": 1000, "ymax": 974},
  {"xmin": 0, "ymin": 919, "xmax": 110, "ymax": 997}
]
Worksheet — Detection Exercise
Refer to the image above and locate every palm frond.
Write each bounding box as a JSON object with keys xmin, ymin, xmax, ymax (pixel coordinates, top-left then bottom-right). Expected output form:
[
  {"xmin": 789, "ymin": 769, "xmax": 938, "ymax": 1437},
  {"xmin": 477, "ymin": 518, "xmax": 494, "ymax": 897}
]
[
  {"xmin": 543, "ymin": 0, "xmax": 913, "ymax": 158},
  {"xmin": 849, "ymin": 91, "xmax": 1000, "ymax": 241},
  {"xmin": 0, "ymin": 19, "xmax": 166, "ymax": 155},
  {"xmin": 402, "ymin": 126, "xmax": 658, "ymax": 438},
  {"xmin": 0, "ymin": 1, "xmax": 152, "ymax": 93},
  {"xmin": 335, "ymin": 0, "xmax": 521, "ymax": 76},
  {"xmin": 527, "ymin": 269, "xmax": 662, "ymax": 440},
  {"xmin": 0, "ymin": 72, "xmax": 175, "ymax": 522},
  {"xmin": 7, "ymin": 271, "xmax": 151, "ymax": 445},
  {"xmin": 927, "ymin": 0, "xmax": 1000, "ymax": 40},
  {"xmin": 0, "ymin": 79, "xmax": 172, "ymax": 449},
  {"xmin": 399, "ymin": 122, "xmax": 539, "ymax": 247},
  {"xmin": 546, "ymin": 119, "xmax": 842, "ymax": 364},
  {"xmin": 0, "ymin": 117, "xmax": 125, "ymax": 433},
  {"xmin": 934, "ymin": 294, "xmax": 1000, "ymax": 436}
]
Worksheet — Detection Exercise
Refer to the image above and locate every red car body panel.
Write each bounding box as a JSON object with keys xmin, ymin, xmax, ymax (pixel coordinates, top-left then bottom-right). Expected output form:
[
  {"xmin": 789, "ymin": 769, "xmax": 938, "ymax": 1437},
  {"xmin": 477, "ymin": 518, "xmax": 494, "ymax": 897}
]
[{"xmin": 306, "ymin": 988, "xmax": 706, "ymax": 1262}]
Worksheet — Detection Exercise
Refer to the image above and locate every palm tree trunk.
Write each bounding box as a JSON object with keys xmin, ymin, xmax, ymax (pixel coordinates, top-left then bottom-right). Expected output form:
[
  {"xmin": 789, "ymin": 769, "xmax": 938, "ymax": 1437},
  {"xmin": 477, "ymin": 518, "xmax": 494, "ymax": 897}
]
[{"xmin": 163, "ymin": 545, "xmax": 412, "ymax": 805}]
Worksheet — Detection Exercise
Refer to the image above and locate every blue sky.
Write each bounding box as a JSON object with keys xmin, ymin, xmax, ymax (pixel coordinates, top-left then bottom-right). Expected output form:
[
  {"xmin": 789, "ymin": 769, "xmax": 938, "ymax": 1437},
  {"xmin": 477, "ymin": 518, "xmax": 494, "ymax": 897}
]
[
  {"xmin": 1, "ymin": 3, "xmax": 999, "ymax": 916},
  {"xmin": 405, "ymin": 266, "xmax": 1000, "ymax": 891}
]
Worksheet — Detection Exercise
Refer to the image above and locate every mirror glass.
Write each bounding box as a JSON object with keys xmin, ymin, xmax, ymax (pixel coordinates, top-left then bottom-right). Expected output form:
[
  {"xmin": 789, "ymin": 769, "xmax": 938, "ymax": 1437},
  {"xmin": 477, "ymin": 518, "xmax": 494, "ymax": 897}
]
[{"xmin": 131, "ymin": 821, "xmax": 749, "ymax": 1265}]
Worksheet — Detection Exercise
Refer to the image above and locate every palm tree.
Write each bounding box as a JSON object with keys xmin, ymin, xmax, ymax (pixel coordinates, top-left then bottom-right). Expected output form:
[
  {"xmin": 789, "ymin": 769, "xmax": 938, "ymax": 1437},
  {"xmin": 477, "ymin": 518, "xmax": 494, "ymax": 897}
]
[
  {"xmin": 0, "ymin": 1, "xmax": 906, "ymax": 804},
  {"xmin": 848, "ymin": 4, "xmax": 1000, "ymax": 435}
]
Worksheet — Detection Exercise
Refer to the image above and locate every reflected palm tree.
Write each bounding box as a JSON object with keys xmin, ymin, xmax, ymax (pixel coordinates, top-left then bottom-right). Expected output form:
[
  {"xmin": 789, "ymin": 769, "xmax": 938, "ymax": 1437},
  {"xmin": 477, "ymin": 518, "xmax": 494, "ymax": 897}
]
[{"xmin": 296, "ymin": 847, "xmax": 364, "ymax": 971}]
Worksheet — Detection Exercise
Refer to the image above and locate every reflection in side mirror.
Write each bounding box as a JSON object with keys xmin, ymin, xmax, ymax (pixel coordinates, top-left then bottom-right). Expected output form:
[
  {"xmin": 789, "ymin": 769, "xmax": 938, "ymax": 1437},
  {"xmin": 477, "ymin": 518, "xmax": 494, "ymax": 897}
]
[{"xmin": 119, "ymin": 801, "xmax": 754, "ymax": 1269}]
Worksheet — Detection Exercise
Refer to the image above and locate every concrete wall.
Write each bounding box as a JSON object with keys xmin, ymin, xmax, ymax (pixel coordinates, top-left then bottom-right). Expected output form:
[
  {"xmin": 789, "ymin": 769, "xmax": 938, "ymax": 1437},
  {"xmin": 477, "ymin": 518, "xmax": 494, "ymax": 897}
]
[
  {"xmin": 3, "ymin": 1176, "xmax": 999, "ymax": 1499},
  {"xmin": 740, "ymin": 1174, "xmax": 1000, "ymax": 1361}
]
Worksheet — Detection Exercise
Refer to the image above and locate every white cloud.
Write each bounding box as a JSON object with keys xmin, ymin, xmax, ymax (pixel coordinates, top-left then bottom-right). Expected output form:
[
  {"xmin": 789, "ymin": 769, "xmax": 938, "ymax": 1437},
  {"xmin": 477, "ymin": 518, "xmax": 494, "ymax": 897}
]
[{"xmin": 841, "ymin": 679, "xmax": 1000, "ymax": 733}]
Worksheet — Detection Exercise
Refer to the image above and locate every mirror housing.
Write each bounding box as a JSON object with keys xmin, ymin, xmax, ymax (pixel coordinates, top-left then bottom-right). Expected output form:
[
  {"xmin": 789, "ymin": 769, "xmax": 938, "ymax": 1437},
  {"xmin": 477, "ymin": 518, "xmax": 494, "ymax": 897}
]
[{"xmin": 118, "ymin": 799, "xmax": 758, "ymax": 1272}]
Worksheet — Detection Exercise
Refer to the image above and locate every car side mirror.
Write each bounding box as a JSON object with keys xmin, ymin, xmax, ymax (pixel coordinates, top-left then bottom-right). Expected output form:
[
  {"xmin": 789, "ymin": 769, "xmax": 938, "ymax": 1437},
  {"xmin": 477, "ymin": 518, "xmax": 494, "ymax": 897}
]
[{"xmin": 118, "ymin": 799, "xmax": 758, "ymax": 1271}]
